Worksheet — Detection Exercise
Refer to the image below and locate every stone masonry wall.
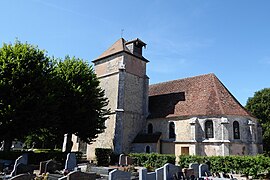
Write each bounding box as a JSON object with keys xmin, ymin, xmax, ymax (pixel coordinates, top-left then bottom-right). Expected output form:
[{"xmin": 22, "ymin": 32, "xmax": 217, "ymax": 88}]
[
  {"xmin": 85, "ymin": 71, "xmax": 120, "ymax": 159},
  {"xmin": 147, "ymin": 115, "xmax": 262, "ymax": 157}
]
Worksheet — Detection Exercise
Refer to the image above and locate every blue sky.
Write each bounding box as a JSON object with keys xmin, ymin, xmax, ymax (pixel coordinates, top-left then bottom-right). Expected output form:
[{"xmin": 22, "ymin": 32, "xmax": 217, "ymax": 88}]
[{"xmin": 1, "ymin": 0, "xmax": 269, "ymax": 106}]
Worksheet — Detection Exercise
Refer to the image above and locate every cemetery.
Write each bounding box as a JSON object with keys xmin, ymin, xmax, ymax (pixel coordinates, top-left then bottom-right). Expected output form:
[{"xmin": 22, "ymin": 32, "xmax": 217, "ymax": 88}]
[
  {"xmin": 0, "ymin": 149, "xmax": 269, "ymax": 180},
  {"xmin": 0, "ymin": 35, "xmax": 268, "ymax": 180}
]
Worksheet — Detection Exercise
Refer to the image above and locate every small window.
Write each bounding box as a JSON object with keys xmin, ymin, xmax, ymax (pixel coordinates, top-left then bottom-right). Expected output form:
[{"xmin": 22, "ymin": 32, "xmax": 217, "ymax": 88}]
[
  {"xmin": 148, "ymin": 123, "xmax": 153, "ymax": 134},
  {"xmin": 205, "ymin": 120, "xmax": 214, "ymax": 138},
  {"xmin": 233, "ymin": 121, "xmax": 240, "ymax": 139},
  {"xmin": 169, "ymin": 122, "xmax": 176, "ymax": 139},
  {"xmin": 145, "ymin": 145, "xmax": 151, "ymax": 153}
]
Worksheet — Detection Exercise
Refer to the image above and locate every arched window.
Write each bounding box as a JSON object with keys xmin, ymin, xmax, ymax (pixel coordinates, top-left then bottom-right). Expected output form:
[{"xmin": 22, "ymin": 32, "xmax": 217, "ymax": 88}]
[
  {"xmin": 233, "ymin": 121, "xmax": 240, "ymax": 139},
  {"xmin": 148, "ymin": 123, "xmax": 153, "ymax": 134},
  {"xmin": 205, "ymin": 120, "xmax": 214, "ymax": 138},
  {"xmin": 169, "ymin": 122, "xmax": 176, "ymax": 139},
  {"xmin": 145, "ymin": 145, "xmax": 151, "ymax": 153}
]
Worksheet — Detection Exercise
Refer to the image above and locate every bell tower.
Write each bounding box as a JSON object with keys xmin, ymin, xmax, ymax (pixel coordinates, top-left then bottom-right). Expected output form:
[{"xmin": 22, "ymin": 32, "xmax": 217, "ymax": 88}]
[{"xmin": 86, "ymin": 38, "xmax": 149, "ymax": 159}]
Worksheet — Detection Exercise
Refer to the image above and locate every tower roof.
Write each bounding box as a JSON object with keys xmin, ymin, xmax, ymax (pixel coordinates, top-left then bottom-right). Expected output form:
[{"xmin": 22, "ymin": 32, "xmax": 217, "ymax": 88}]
[
  {"xmin": 148, "ymin": 73, "xmax": 253, "ymax": 119},
  {"xmin": 92, "ymin": 38, "xmax": 148, "ymax": 63}
]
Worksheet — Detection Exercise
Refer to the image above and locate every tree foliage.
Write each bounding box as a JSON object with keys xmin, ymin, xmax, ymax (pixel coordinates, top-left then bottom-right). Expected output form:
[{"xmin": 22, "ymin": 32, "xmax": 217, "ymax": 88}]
[
  {"xmin": 52, "ymin": 56, "xmax": 109, "ymax": 145},
  {"xmin": 0, "ymin": 40, "xmax": 53, "ymax": 150},
  {"xmin": 246, "ymin": 88, "xmax": 270, "ymax": 153},
  {"xmin": 0, "ymin": 41, "xmax": 109, "ymax": 151}
]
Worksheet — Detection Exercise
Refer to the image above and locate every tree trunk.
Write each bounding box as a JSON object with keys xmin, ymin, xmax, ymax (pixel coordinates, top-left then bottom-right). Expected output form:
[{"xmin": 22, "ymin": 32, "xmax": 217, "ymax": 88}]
[{"xmin": 3, "ymin": 138, "xmax": 12, "ymax": 152}]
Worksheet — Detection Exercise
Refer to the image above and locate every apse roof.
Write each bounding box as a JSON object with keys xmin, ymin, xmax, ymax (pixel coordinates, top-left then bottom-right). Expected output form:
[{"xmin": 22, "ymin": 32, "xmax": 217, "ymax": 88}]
[{"xmin": 148, "ymin": 73, "xmax": 253, "ymax": 118}]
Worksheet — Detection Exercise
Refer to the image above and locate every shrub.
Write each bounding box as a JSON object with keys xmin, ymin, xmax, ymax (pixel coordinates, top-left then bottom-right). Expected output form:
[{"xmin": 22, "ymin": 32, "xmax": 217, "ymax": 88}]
[
  {"xmin": 95, "ymin": 148, "xmax": 113, "ymax": 166},
  {"xmin": 0, "ymin": 151, "xmax": 82, "ymax": 165},
  {"xmin": 178, "ymin": 155, "xmax": 270, "ymax": 178},
  {"xmin": 129, "ymin": 153, "xmax": 175, "ymax": 170}
]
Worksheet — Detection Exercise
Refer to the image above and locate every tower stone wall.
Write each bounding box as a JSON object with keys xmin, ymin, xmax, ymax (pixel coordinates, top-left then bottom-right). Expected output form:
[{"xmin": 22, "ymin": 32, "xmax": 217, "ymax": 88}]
[{"xmin": 83, "ymin": 38, "xmax": 148, "ymax": 159}]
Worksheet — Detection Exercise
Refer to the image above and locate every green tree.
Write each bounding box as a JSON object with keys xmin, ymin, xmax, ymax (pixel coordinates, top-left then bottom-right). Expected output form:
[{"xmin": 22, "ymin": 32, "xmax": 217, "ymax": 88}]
[
  {"xmin": 0, "ymin": 40, "xmax": 53, "ymax": 151},
  {"xmin": 53, "ymin": 56, "xmax": 109, "ymax": 152},
  {"xmin": 246, "ymin": 88, "xmax": 270, "ymax": 153}
]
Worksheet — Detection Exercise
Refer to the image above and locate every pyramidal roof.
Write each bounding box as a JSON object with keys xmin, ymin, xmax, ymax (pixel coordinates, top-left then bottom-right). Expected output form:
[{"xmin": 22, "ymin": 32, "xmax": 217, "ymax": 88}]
[
  {"xmin": 94, "ymin": 38, "xmax": 130, "ymax": 61},
  {"xmin": 148, "ymin": 73, "xmax": 253, "ymax": 118},
  {"xmin": 93, "ymin": 38, "xmax": 147, "ymax": 62}
]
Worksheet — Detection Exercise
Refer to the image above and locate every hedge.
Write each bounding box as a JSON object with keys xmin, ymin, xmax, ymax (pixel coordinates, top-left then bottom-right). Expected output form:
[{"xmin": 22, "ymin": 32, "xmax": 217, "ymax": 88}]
[
  {"xmin": 178, "ymin": 155, "xmax": 270, "ymax": 178},
  {"xmin": 0, "ymin": 151, "xmax": 83, "ymax": 165},
  {"xmin": 129, "ymin": 153, "xmax": 175, "ymax": 170}
]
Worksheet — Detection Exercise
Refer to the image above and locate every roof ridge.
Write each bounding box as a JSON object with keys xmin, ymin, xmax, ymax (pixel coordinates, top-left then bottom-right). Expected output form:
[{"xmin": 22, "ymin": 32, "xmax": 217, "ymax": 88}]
[
  {"xmin": 212, "ymin": 75, "xmax": 255, "ymax": 118},
  {"xmin": 93, "ymin": 38, "xmax": 128, "ymax": 62},
  {"xmin": 211, "ymin": 74, "xmax": 225, "ymax": 114},
  {"xmin": 150, "ymin": 73, "xmax": 215, "ymax": 86}
]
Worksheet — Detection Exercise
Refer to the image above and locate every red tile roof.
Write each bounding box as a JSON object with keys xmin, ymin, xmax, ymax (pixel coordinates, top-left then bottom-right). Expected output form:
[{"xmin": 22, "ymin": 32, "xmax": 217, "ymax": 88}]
[
  {"xmin": 92, "ymin": 38, "xmax": 148, "ymax": 62},
  {"xmin": 148, "ymin": 73, "xmax": 252, "ymax": 118},
  {"xmin": 93, "ymin": 38, "xmax": 130, "ymax": 62}
]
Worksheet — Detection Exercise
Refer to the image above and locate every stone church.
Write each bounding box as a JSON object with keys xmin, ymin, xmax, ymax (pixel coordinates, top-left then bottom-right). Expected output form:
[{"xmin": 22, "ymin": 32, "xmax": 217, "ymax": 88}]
[{"xmin": 70, "ymin": 38, "xmax": 263, "ymax": 160}]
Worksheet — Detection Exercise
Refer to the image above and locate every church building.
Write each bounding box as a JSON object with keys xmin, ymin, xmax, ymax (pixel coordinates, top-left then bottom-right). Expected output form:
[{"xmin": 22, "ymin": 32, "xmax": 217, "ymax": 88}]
[{"xmin": 70, "ymin": 38, "xmax": 263, "ymax": 160}]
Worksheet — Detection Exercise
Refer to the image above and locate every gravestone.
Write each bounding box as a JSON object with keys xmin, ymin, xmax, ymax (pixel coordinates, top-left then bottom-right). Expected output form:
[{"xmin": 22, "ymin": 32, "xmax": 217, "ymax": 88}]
[
  {"xmin": 65, "ymin": 153, "xmax": 77, "ymax": 172},
  {"xmin": 139, "ymin": 167, "xmax": 147, "ymax": 180},
  {"xmin": 39, "ymin": 161, "xmax": 46, "ymax": 175},
  {"xmin": 11, "ymin": 154, "xmax": 28, "ymax": 176},
  {"xmin": 126, "ymin": 156, "xmax": 133, "ymax": 165},
  {"xmin": 199, "ymin": 164, "xmax": 211, "ymax": 177},
  {"xmin": 16, "ymin": 163, "xmax": 33, "ymax": 175},
  {"xmin": 146, "ymin": 172, "xmax": 156, "ymax": 180},
  {"xmin": 109, "ymin": 169, "xmax": 131, "ymax": 180},
  {"xmin": 164, "ymin": 163, "xmax": 181, "ymax": 180},
  {"xmin": 155, "ymin": 166, "xmax": 164, "ymax": 180},
  {"xmin": 119, "ymin": 154, "xmax": 126, "ymax": 166},
  {"xmin": 9, "ymin": 173, "xmax": 34, "ymax": 180},
  {"xmin": 183, "ymin": 168, "xmax": 195, "ymax": 179},
  {"xmin": 66, "ymin": 171, "xmax": 96, "ymax": 180},
  {"xmin": 189, "ymin": 163, "xmax": 199, "ymax": 178},
  {"xmin": 45, "ymin": 160, "xmax": 61, "ymax": 173}
]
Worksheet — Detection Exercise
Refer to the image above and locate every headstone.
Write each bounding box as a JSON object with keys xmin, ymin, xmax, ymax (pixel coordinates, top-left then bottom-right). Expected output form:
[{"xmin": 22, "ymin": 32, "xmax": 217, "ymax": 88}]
[
  {"xmin": 199, "ymin": 164, "xmax": 211, "ymax": 177},
  {"xmin": 139, "ymin": 167, "xmax": 147, "ymax": 180},
  {"xmin": 126, "ymin": 156, "xmax": 133, "ymax": 165},
  {"xmin": 109, "ymin": 169, "xmax": 131, "ymax": 180},
  {"xmin": 89, "ymin": 166, "xmax": 115, "ymax": 175},
  {"xmin": 65, "ymin": 153, "xmax": 77, "ymax": 172},
  {"xmin": 45, "ymin": 159, "xmax": 61, "ymax": 173},
  {"xmin": 119, "ymin": 154, "xmax": 126, "ymax": 166},
  {"xmin": 163, "ymin": 163, "xmax": 181, "ymax": 180},
  {"xmin": 189, "ymin": 163, "xmax": 200, "ymax": 178},
  {"xmin": 9, "ymin": 173, "xmax": 34, "ymax": 180},
  {"xmin": 16, "ymin": 163, "xmax": 33, "ymax": 175},
  {"xmin": 146, "ymin": 172, "xmax": 156, "ymax": 180},
  {"xmin": 39, "ymin": 161, "xmax": 46, "ymax": 175},
  {"xmin": 11, "ymin": 154, "xmax": 28, "ymax": 176},
  {"xmin": 66, "ymin": 171, "xmax": 96, "ymax": 180},
  {"xmin": 155, "ymin": 166, "xmax": 164, "ymax": 180},
  {"xmin": 183, "ymin": 168, "xmax": 194, "ymax": 179}
]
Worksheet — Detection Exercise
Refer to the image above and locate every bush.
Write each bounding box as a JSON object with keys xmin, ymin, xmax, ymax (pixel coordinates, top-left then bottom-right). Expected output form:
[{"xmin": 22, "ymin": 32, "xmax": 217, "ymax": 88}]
[
  {"xmin": 178, "ymin": 155, "xmax": 270, "ymax": 178},
  {"xmin": 129, "ymin": 153, "xmax": 175, "ymax": 170},
  {"xmin": 95, "ymin": 148, "xmax": 113, "ymax": 166},
  {"xmin": 0, "ymin": 151, "xmax": 83, "ymax": 165}
]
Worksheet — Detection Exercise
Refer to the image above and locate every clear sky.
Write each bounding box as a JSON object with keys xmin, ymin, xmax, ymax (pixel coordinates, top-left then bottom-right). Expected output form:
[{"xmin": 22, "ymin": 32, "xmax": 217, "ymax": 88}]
[{"xmin": 1, "ymin": 0, "xmax": 269, "ymax": 106}]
